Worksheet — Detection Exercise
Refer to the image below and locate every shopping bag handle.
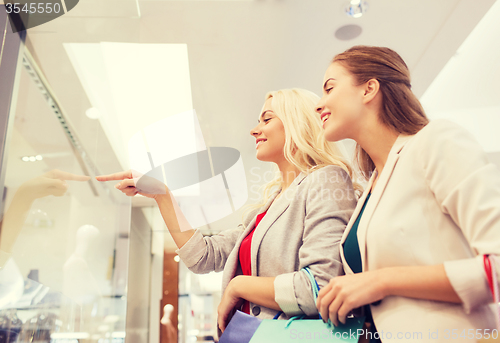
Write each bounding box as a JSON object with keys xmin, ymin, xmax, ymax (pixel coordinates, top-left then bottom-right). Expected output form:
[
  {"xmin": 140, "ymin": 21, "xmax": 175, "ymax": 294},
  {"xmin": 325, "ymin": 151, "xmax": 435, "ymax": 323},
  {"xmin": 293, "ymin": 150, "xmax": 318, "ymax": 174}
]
[
  {"xmin": 484, "ymin": 254, "xmax": 500, "ymax": 328},
  {"xmin": 302, "ymin": 267, "xmax": 320, "ymax": 302},
  {"xmin": 272, "ymin": 267, "xmax": 322, "ymax": 322}
]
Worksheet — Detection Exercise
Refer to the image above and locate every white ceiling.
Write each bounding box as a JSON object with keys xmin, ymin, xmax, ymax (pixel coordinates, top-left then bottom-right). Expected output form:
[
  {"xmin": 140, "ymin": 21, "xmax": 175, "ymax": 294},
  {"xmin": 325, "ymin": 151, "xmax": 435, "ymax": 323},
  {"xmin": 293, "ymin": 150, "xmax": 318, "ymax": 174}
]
[
  {"xmin": 4, "ymin": 0, "xmax": 499, "ymax": 234},
  {"xmin": 421, "ymin": 0, "xmax": 500, "ymax": 159}
]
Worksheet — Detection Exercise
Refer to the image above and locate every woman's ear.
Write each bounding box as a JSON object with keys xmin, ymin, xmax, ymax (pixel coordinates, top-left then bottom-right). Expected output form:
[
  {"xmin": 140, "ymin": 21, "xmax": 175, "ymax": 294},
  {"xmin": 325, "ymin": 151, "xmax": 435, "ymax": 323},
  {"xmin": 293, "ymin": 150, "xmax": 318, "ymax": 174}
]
[{"xmin": 362, "ymin": 79, "xmax": 380, "ymax": 104}]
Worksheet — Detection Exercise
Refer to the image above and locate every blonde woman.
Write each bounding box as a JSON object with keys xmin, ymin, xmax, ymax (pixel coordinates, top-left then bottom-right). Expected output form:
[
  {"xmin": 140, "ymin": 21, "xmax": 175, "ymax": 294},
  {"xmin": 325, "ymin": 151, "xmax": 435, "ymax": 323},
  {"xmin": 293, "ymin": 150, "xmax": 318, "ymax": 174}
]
[{"xmin": 97, "ymin": 88, "xmax": 358, "ymax": 332}]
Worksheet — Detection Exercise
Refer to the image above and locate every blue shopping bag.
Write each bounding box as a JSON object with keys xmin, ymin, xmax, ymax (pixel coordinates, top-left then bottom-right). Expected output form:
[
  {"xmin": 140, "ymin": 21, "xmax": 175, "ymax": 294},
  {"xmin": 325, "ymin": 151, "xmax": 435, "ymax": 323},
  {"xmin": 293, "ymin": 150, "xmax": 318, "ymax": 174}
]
[{"xmin": 218, "ymin": 310, "xmax": 262, "ymax": 343}]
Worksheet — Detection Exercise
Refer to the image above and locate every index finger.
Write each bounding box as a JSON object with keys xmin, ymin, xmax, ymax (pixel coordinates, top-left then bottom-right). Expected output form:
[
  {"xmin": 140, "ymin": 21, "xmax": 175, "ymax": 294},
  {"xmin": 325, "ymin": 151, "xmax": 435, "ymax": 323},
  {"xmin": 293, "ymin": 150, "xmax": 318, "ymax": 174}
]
[
  {"xmin": 96, "ymin": 170, "xmax": 134, "ymax": 182},
  {"xmin": 49, "ymin": 170, "xmax": 91, "ymax": 181}
]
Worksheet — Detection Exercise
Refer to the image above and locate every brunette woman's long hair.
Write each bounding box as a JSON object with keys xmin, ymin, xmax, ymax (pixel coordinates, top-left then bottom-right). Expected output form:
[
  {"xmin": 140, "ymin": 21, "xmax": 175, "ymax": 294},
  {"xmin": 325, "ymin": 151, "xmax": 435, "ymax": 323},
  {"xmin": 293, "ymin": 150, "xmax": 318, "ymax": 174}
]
[{"xmin": 332, "ymin": 46, "xmax": 429, "ymax": 180}]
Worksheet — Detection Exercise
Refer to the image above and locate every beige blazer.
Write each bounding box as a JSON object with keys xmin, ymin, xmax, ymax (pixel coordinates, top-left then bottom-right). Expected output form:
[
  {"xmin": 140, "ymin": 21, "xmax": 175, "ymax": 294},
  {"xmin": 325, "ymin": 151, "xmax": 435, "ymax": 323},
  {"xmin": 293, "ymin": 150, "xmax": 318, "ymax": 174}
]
[
  {"xmin": 340, "ymin": 119, "xmax": 499, "ymax": 342},
  {"xmin": 178, "ymin": 165, "xmax": 356, "ymax": 319}
]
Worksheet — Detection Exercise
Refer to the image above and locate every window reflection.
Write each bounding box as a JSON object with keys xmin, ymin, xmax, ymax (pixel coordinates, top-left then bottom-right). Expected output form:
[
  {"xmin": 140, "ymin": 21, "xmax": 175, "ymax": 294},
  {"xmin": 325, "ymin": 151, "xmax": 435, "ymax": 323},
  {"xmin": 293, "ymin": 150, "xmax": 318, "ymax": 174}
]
[{"xmin": 0, "ymin": 54, "xmax": 131, "ymax": 343}]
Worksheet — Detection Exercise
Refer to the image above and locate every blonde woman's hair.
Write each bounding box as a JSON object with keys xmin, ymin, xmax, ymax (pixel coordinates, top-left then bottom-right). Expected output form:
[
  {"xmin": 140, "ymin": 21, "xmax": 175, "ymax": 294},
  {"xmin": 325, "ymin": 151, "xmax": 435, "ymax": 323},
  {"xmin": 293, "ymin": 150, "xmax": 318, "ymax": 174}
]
[{"xmin": 245, "ymin": 88, "xmax": 361, "ymax": 218}]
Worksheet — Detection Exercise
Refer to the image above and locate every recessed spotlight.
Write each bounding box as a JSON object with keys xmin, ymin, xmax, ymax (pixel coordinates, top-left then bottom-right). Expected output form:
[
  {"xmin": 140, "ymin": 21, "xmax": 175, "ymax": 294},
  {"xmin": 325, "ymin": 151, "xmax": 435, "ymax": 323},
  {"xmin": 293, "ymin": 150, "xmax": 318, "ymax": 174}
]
[
  {"xmin": 345, "ymin": 0, "xmax": 368, "ymax": 18},
  {"xmin": 335, "ymin": 24, "xmax": 363, "ymax": 41},
  {"xmin": 36, "ymin": 155, "xmax": 43, "ymax": 161},
  {"xmin": 29, "ymin": 156, "xmax": 36, "ymax": 162},
  {"xmin": 174, "ymin": 255, "xmax": 180, "ymax": 262},
  {"xmin": 22, "ymin": 156, "xmax": 30, "ymax": 162}
]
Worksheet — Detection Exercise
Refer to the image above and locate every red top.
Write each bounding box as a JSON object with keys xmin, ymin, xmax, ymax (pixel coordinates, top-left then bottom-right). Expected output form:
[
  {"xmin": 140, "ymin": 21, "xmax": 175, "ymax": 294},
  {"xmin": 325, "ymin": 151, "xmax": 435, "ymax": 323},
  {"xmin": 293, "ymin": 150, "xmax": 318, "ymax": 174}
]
[{"xmin": 238, "ymin": 211, "xmax": 267, "ymax": 314}]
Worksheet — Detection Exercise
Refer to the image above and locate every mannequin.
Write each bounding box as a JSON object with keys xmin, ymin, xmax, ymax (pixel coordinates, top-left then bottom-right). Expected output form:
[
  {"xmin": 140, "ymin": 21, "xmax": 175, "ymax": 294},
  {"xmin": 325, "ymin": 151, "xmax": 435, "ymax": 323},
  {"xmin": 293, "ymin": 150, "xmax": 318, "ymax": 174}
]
[
  {"xmin": 160, "ymin": 304, "xmax": 176, "ymax": 343},
  {"xmin": 62, "ymin": 225, "xmax": 101, "ymax": 305}
]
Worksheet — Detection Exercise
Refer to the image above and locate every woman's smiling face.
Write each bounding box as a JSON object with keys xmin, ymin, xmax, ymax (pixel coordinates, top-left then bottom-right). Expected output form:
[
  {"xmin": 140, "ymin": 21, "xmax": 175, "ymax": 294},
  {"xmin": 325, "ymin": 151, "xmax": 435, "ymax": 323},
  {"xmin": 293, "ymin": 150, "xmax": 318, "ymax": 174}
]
[
  {"xmin": 250, "ymin": 97, "xmax": 286, "ymax": 163},
  {"xmin": 316, "ymin": 62, "xmax": 366, "ymax": 142}
]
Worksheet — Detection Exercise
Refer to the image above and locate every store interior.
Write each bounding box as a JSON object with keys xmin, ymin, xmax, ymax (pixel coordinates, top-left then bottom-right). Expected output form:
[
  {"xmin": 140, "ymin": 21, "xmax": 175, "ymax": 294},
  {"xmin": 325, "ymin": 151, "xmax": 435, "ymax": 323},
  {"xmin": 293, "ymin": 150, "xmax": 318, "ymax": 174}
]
[{"xmin": 1, "ymin": 0, "xmax": 499, "ymax": 343}]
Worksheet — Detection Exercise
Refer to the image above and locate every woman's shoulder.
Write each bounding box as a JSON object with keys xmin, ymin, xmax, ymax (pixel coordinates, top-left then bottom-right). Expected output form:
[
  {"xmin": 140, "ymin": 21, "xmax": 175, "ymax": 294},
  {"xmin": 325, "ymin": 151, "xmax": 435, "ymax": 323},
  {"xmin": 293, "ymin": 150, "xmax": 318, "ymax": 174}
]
[
  {"xmin": 413, "ymin": 119, "xmax": 476, "ymax": 145},
  {"xmin": 299, "ymin": 165, "xmax": 357, "ymax": 208},
  {"xmin": 307, "ymin": 165, "xmax": 351, "ymax": 180},
  {"xmin": 408, "ymin": 119, "xmax": 490, "ymax": 172},
  {"xmin": 300, "ymin": 165, "xmax": 353, "ymax": 190}
]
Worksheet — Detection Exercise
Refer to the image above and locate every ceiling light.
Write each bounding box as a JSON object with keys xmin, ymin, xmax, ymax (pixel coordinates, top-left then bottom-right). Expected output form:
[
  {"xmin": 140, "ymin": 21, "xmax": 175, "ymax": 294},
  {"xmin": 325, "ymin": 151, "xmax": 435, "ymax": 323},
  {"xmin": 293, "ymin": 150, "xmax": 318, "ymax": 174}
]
[
  {"xmin": 345, "ymin": 0, "xmax": 368, "ymax": 18},
  {"xmin": 21, "ymin": 155, "xmax": 43, "ymax": 162},
  {"xmin": 86, "ymin": 107, "xmax": 102, "ymax": 119}
]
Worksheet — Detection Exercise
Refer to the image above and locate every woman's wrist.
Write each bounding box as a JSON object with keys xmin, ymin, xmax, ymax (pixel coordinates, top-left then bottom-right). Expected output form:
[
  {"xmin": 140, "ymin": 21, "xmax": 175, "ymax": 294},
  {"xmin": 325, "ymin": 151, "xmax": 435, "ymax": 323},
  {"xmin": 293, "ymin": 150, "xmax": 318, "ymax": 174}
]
[
  {"xmin": 228, "ymin": 275, "xmax": 245, "ymax": 299},
  {"xmin": 153, "ymin": 185, "xmax": 172, "ymax": 202},
  {"xmin": 153, "ymin": 192, "xmax": 168, "ymax": 203},
  {"xmin": 376, "ymin": 268, "xmax": 394, "ymax": 299}
]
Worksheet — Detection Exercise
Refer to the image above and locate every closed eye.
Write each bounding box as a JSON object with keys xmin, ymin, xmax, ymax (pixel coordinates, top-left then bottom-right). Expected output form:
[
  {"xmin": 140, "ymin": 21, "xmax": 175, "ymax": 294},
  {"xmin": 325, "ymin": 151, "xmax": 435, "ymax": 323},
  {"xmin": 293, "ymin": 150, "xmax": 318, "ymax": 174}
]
[
  {"xmin": 326, "ymin": 87, "xmax": 333, "ymax": 93},
  {"xmin": 263, "ymin": 118, "xmax": 271, "ymax": 123}
]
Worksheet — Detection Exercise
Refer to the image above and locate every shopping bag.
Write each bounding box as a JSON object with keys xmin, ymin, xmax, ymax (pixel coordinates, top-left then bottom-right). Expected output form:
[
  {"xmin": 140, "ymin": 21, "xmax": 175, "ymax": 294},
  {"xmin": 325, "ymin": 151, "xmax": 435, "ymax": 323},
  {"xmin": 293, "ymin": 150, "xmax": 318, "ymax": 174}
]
[
  {"xmin": 248, "ymin": 268, "xmax": 365, "ymax": 342},
  {"xmin": 219, "ymin": 267, "xmax": 365, "ymax": 343},
  {"xmin": 218, "ymin": 310, "xmax": 262, "ymax": 343},
  {"xmin": 248, "ymin": 316, "xmax": 364, "ymax": 343}
]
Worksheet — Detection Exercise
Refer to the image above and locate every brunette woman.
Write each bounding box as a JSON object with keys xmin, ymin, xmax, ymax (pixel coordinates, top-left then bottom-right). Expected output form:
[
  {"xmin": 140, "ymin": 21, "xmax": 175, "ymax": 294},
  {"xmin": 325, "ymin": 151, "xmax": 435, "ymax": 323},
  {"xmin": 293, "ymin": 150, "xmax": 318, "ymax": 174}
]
[{"xmin": 316, "ymin": 46, "xmax": 499, "ymax": 342}]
